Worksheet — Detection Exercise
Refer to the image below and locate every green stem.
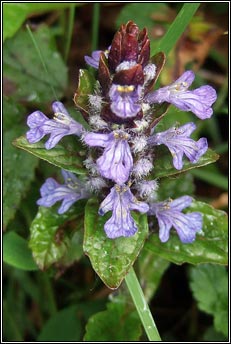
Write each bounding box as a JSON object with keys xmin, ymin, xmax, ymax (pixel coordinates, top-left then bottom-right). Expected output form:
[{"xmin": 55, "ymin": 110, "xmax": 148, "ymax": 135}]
[
  {"xmin": 91, "ymin": 3, "xmax": 100, "ymax": 52},
  {"xmin": 125, "ymin": 267, "xmax": 162, "ymax": 341},
  {"xmin": 3, "ymin": 301, "xmax": 23, "ymax": 341},
  {"xmin": 40, "ymin": 273, "xmax": 57, "ymax": 316},
  {"xmin": 64, "ymin": 5, "xmax": 75, "ymax": 62}
]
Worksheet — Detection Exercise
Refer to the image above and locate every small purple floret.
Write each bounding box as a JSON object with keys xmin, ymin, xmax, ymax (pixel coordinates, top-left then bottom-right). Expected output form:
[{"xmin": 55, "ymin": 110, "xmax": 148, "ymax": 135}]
[
  {"xmin": 83, "ymin": 130, "xmax": 133, "ymax": 185},
  {"xmin": 99, "ymin": 185, "xmax": 149, "ymax": 239},
  {"xmin": 37, "ymin": 170, "xmax": 89, "ymax": 214},
  {"xmin": 149, "ymin": 122, "xmax": 208, "ymax": 170},
  {"xmin": 149, "ymin": 196, "xmax": 202, "ymax": 243},
  {"xmin": 109, "ymin": 84, "xmax": 142, "ymax": 118},
  {"xmin": 26, "ymin": 101, "xmax": 83, "ymax": 149},
  {"xmin": 145, "ymin": 71, "xmax": 217, "ymax": 119}
]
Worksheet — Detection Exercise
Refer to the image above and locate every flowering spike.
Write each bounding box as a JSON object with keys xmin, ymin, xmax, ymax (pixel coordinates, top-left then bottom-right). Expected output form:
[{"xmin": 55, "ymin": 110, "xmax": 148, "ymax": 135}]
[{"xmin": 23, "ymin": 20, "xmax": 218, "ymax": 244}]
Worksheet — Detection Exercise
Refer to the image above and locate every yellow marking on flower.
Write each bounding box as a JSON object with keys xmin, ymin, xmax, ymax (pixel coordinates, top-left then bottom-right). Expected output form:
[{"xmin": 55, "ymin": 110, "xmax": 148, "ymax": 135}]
[
  {"xmin": 175, "ymin": 81, "xmax": 188, "ymax": 91},
  {"xmin": 113, "ymin": 131, "xmax": 129, "ymax": 140},
  {"xmin": 117, "ymin": 85, "xmax": 135, "ymax": 93},
  {"xmin": 173, "ymin": 127, "xmax": 182, "ymax": 135},
  {"xmin": 67, "ymin": 180, "xmax": 79, "ymax": 189},
  {"xmin": 115, "ymin": 184, "xmax": 122, "ymax": 193},
  {"xmin": 53, "ymin": 112, "xmax": 70, "ymax": 125}
]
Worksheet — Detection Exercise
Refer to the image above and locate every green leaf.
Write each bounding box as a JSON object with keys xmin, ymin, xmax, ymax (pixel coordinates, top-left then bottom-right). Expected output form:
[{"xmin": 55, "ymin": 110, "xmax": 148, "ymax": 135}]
[
  {"xmin": 152, "ymin": 3, "xmax": 200, "ymax": 55},
  {"xmin": 189, "ymin": 264, "xmax": 228, "ymax": 337},
  {"xmin": 3, "ymin": 232, "xmax": 38, "ymax": 271},
  {"xmin": 29, "ymin": 200, "xmax": 86, "ymax": 270},
  {"xmin": 3, "ymin": 3, "xmax": 79, "ymax": 42},
  {"xmin": 73, "ymin": 69, "xmax": 96, "ymax": 119},
  {"xmin": 203, "ymin": 327, "xmax": 227, "ymax": 342},
  {"xmin": 145, "ymin": 201, "xmax": 228, "ymax": 265},
  {"xmin": 3, "ymin": 96, "xmax": 26, "ymax": 132},
  {"xmin": 13, "ymin": 135, "xmax": 86, "ymax": 175},
  {"xmin": 29, "ymin": 207, "xmax": 71, "ymax": 270},
  {"xmin": 37, "ymin": 306, "xmax": 81, "ymax": 341},
  {"xmin": 190, "ymin": 167, "xmax": 228, "ymax": 190},
  {"xmin": 138, "ymin": 250, "xmax": 170, "ymax": 302},
  {"xmin": 58, "ymin": 226, "xmax": 84, "ymax": 268},
  {"xmin": 84, "ymin": 297, "xmax": 142, "ymax": 341},
  {"xmin": 3, "ymin": 100, "xmax": 39, "ymax": 227},
  {"xmin": 83, "ymin": 198, "xmax": 149, "ymax": 289},
  {"xmin": 152, "ymin": 148, "xmax": 219, "ymax": 179},
  {"xmin": 3, "ymin": 25, "xmax": 67, "ymax": 103},
  {"xmin": 158, "ymin": 173, "xmax": 195, "ymax": 200}
]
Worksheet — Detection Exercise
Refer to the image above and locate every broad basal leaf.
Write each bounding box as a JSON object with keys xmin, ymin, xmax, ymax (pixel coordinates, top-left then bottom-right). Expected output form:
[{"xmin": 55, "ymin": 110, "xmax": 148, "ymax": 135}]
[
  {"xmin": 145, "ymin": 201, "xmax": 228, "ymax": 265},
  {"xmin": 29, "ymin": 200, "xmax": 86, "ymax": 270},
  {"xmin": 58, "ymin": 220, "xmax": 84, "ymax": 268},
  {"xmin": 3, "ymin": 96, "xmax": 26, "ymax": 132},
  {"xmin": 83, "ymin": 198, "xmax": 149, "ymax": 289},
  {"xmin": 29, "ymin": 206, "xmax": 74, "ymax": 270},
  {"xmin": 37, "ymin": 306, "xmax": 81, "ymax": 341},
  {"xmin": 3, "ymin": 25, "xmax": 67, "ymax": 103},
  {"xmin": 190, "ymin": 264, "xmax": 228, "ymax": 337},
  {"xmin": 13, "ymin": 135, "xmax": 86, "ymax": 175},
  {"xmin": 3, "ymin": 232, "xmax": 38, "ymax": 271},
  {"xmin": 3, "ymin": 3, "xmax": 79, "ymax": 42},
  {"xmin": 84, "ymin": 296, "xmax": 142, "ymax": 341},
  {"xmin": 3, "ymin": 126, "xmax": 38, "ymax": 228}
]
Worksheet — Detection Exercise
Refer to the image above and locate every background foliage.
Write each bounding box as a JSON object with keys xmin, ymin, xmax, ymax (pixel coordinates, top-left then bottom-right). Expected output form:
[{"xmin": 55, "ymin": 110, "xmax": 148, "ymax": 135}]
[{"xmin": 3, "ymin": 3, "xmax": 228, "ymax": 342}]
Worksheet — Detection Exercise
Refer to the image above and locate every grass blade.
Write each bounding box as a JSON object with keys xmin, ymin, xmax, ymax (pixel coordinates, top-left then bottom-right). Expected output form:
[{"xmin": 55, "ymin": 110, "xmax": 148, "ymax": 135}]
[{"xmin": 151, "ymin": 3, "xmax": 200, "ymax": 55}]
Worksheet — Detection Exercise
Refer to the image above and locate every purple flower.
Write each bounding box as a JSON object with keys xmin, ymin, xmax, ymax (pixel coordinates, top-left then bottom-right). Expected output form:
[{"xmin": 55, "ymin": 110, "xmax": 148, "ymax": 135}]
[
  {"xmin": 149, "ymin": 122, "xmax": 208, "ymax": 170},
  {"xmin": 109, "ymin": 84, "xmax": 142, "ymax": 118},
  {"xmin": 149, "ymin": 196, "xmax": 202, "ymax": 243},
  {"xmin": 26, "ymin": 101, "xmax": 83, "ymax": 149},
  {"xmin": 85, "ymin": 47, "xmax": 110, "ymax": 69},
  {"xmin": 83, "ymin": 130, "xmax": 133, "ymax": 185},
  {"xmin": 37, "ymin": 170, "xmax": 90, "ymax": 214},
  {"xmin": 84, "ymin": 50, "xmax": 102, "ymax": 69},
  {"xmin": 145, "ymin": 71, "xmax": 217, "ymax": 119},
  {"xmin": 99, "ymin": 185, "xmax": 149, "ymax": 239}
]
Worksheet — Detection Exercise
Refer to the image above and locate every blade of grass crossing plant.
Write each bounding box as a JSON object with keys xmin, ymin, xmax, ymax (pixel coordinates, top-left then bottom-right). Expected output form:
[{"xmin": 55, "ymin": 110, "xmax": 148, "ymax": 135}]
[
  {"xmin": 190, "ymin": 168, "xmax": 228, "ymax": 191},
  {"xmin": 64, "ymin": 6, "xmax": 75, "ymax": 62},
  {"xmin": 26, "ymin": 24, "xmax": 58, "ymax": 100},
  {"xmin": 91, "ymin": 3, "xmax": 100, "ymax": 53},
  {"xmin": 151, "ymin": 3, "xmax": 200, "ymax": 55},
  {"xmin": 125, "ymin": 268, "xmax": 162, "ymax": 341}
]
